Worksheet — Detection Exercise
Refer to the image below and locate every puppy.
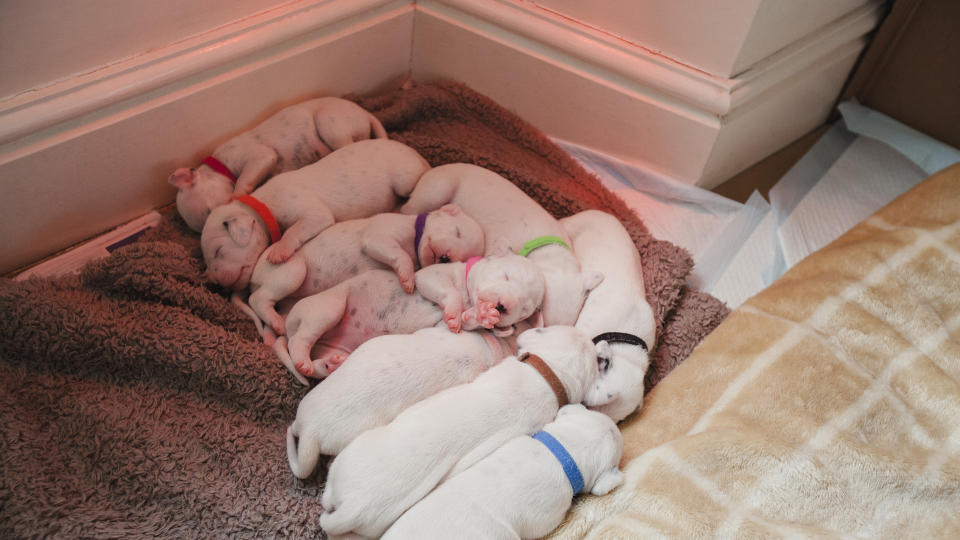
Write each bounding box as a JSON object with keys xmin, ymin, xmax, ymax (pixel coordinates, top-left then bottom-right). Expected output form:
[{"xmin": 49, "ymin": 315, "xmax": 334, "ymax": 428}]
[
  {"xmin": 201, "ymin": 139, "xmax": 429, "ymax": 290},
  {"xmin": 274, "ymin": 253, "xmax": 545, "ymax": 379},
  {"xmin": 382, "ymin": 404, "xmax": 624, "ymax": 540},
  {"xmin": 318, "ymin": 326, "xmax": 602, "ymax": 538},
  {"xmin": 169, "ymin": 97, "xmax": 387, "ymax": 231},
  {"xmin": 245, "ymin": 204, "xmax": 484, "ymax": 335},
  {"xmin": 563, "ymin": 210, "xmax": 656, "ymax": 422},
  {"xmin": 400, "ymin": 163, "xmax": 601, "ymax": 326},
  {"xmin": 285, "ymin": 325, "xmax": 520, "ymax": 477}
]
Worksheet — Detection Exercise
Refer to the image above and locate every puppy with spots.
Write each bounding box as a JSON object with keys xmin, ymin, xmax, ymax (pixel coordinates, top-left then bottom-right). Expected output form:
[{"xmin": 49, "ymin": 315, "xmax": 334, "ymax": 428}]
[
  {"xmin": 318, "ymin": 326, "xmax": 602, "ymax": 539},
  {"xmin": 201, "ymin": 139, "xmax": 430, "ymax": 291},
  {"xmin": 401, "ymin": 163, "xmax": 601, "ymax": 327},
  {"xmin": 285, "ymin": 323, "xmax": 527, "ymax": 476},
  {"xmin": 562, "ymin": 210, "xmax": 656, "ymax": 422},
  {"xmin": 381, "ymin": 404, "xmax": 624, "ymax": 540},
  {"xmin": 273, "ymin": 252, "xmax": 545, "ymax": 379},
  {"xmin": 169, "ymin": 97, "xmax": 387, "ymax": 231},
  {"xmin": 243, "ymin": 204, "xmax": 484, "ymax": 336}
]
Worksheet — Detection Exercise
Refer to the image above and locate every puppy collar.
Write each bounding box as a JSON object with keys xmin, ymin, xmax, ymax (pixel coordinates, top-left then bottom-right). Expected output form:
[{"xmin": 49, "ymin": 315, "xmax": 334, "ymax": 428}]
[
  {"xmin": 231, "ymin": 195, "xmax": 282, "ymax": 244},
  {"xmin": 413, "ymin": 213, "xmax": 428, "ymax": 268},
  {"xmin": 518, "ymin": 235, "xmax": 570, "ymax": 257},
  {"xmin": 202, "ymin": 156, "xmax": 238, "ymax": 184},
  {"xmin": 592, "ymin": 332, "xmax": 648, "ymax": 352},
  {"xmin": 518, "ymin": 352, "xmax": 569, "ymax": 407},
  {"xmin": 464, "ymin": 256, "xmax": 482, "ymax": 282},
  {"xmin": 533, "ymin": 430, "xmax": 585, "ymax": 495}
]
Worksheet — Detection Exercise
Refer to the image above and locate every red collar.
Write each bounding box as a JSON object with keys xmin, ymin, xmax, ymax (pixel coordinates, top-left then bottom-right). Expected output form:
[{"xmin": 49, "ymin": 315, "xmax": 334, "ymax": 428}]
[
  {"xmin": 231, "ymin": 195, "xmax": 282, "ymax": 244},
  {"xmin": 202, "ymin": 156, "xmax": 237, "ymax": 184}
]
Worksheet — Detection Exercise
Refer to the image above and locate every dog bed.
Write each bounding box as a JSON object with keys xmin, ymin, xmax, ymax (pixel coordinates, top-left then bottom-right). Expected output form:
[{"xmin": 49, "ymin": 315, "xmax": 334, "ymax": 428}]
[{"xmin": 0, "ymin": 80, "xmax": 727, "ymax": 537}]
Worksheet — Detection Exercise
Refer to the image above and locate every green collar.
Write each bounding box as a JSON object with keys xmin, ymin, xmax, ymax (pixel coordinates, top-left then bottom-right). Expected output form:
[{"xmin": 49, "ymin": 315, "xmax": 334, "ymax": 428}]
[{"xmin": 518, "ymin": 235, "xmax": 570, "ymax": 257}]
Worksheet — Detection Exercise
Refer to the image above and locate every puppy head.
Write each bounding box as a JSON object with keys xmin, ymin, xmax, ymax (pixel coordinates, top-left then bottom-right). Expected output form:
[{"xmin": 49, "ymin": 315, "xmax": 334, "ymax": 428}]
[
  {"xmin": 516, "ymin": 326, "xmax": 597, "ymax": 403},
  {"xmin": 170, "ymin": 166, "xmax": 234, "ymax": 232},
  {"xmin": 201, "ymin": 202, "xmax": 270, "ymax": 290},
  {"xmin": 584, "ymin": 340, "xmax": 651, "ymax": 422},
  {"xmin": 418, "ymin": 204, "xmax": 485, "ymax": 266},
  {"xmin": 548, "ymin": 404, "xmax": 624, "ymax": 496},
  {"xmin": 467, "ymin": 253, "xmax": 545, "ymax": 329}
]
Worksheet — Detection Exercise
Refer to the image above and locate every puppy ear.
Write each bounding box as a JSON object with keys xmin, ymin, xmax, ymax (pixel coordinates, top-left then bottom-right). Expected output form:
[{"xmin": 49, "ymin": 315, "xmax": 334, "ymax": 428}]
[
  {"xmin": 590, "ymin": 468, "xmax": 624, "ymax": 496},
  {"xmin": 583, "ymin": 271, "xmax": 604, "ymax": 292},
  {"xmin": 169, "ymin": 168, "xmax": 197, "ymax": 189},
  {"xmin": 595, "ymin": 340, "xmax": 613, "ymax": 362},
  {"xmin": 225, "ymin": 214, "xmax": 255, "ymax": 247}
]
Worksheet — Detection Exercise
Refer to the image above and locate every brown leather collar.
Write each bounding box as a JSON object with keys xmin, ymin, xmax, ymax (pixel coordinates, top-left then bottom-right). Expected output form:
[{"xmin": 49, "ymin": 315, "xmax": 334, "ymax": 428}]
[{"xmin": 519, "ymin": 352, "xmax": 569, "ymax": 407}]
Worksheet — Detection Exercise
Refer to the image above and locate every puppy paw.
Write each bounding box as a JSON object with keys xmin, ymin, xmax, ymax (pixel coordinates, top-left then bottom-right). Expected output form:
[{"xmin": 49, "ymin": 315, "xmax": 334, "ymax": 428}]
[
  {"xmin": 473, "ymin": 300, "xmax": 502, "ymax": 329},
  {"xmin": 268, "ymin": 315, "xmax": 286, "ymax": 336},
  {"xmin": 323, "ymin": 354, "xmax": 346, "ymax": 374},
  {"xmin": 266, "ymin": 244, "xmax": 295, "ymax": 264},
  {"xmin": 295, "ymin": 359, "xmax": 315, "ymax": 378},
  {"xmin": 444, "ymin": 310, "xmax": 462, "ymax": 333},
  {"xmin": 398, "ymin": 270, "xmax": 416, "ymax": 294}
]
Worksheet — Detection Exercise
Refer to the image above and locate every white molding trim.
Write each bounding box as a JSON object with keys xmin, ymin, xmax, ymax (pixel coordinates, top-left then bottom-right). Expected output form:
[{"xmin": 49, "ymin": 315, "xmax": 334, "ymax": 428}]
[
  {"xmin": 0, "ymin": 0, "xmax": 413, "ymax": 150},
  {"xmin": 420, "ymin": 0, "xmax": 884, "ymax": 117}
]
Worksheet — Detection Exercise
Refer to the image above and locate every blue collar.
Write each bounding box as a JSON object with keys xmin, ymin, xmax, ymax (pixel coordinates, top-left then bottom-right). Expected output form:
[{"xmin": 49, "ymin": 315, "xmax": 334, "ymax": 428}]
[{"xmin": 532, "ymin": 430, "xmax": 584, "ymax": 494}]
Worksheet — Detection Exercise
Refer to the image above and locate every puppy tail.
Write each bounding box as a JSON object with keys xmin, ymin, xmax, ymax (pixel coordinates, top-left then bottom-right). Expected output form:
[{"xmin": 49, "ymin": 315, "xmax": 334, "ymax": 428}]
[
  {"xmin": 274, "ymin": 337, "xmax": 310, "ymax": 386},
  {"xmin": 286, "ymin": 422, "xmax": 321, "ymax": 479},
  {"xmin": 231, "ymin": 292, "xmax": 268, "ymax": 339},
  {"xmin": 368, "ymin": 112, "xmax": 388, "ymax": 140}
]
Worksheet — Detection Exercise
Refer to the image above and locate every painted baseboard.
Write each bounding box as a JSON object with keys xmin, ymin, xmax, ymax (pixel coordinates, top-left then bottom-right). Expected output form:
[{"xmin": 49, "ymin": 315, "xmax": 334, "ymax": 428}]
[
  {"xmin": 412, "ymin": 0, "xmax": 883, "ymax": 187},
  {"xmin": 0, "ymin": 0, "xmax": 415, "ymax": 275}
]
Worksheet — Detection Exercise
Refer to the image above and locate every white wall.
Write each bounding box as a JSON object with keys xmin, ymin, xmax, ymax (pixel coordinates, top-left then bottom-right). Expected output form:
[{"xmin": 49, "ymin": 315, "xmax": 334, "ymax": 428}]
[
  {"xmin": 530, "ymin": 0, "xmax": 871, "ymax": 77},
  {"xmin": 0, "ymin": 0, "xmax": 291, "ymax": 99}
]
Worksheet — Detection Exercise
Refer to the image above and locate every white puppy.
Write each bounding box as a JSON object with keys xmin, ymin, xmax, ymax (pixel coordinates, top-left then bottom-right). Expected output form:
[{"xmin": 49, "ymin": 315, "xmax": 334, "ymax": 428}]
[
  {"xmin": 563, "ymin": 210, "xmax": 656, "ymax": 422},
  {"xmin": 244, "ymin": 204, "xmax": 484, "ymax": 335},
  {"xmin": 169, "ymin": 97, "xmax": 387, "ymax": 231},
  {"xmin": 201, "ymin": 139, "xmax": 430, "ymax": 290},
  {"xmin": 275, "ymin": 253, "xmax": 545, "ymax": 379},
  {"xmin": 286, "ymin": 325, "xmax": 521, "ymax": 477},
  {"xmin": 401, "ymin": 163, "xmax": 601, "ymax": 326},
  {"xmin": 382, "ymin": 404, "xmax": 624, "ymax": 540},
  {"xmin": 319, "ymin": 326, "xmax": 602, "ymax": 538}
]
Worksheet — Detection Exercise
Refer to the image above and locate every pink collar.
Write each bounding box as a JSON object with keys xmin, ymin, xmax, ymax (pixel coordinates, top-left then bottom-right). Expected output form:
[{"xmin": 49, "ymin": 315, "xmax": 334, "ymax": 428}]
[
  {"xmin": 202, "ymin": 155, "xmax": 237, "ymax": 184},
  {"xmin": 231, "ymin": 195, "xmax": 282, "ymax": 244},
  {"xmin": 464, "ymin": 256, "xmax": 482, "ymax": 282}
]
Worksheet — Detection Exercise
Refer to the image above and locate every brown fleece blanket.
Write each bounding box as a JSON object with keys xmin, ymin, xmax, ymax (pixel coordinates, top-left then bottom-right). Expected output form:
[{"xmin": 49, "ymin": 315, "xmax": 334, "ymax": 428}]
[{"xmin": 0, "ymin": 80, "xmax": 727, "ymax": 538}]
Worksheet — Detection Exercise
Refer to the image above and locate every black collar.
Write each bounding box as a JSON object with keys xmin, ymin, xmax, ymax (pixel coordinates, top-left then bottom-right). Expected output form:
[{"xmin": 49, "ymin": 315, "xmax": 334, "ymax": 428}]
[{"xmin": 592, "ymin": 332, "xmax": 648, "ymax": 352}]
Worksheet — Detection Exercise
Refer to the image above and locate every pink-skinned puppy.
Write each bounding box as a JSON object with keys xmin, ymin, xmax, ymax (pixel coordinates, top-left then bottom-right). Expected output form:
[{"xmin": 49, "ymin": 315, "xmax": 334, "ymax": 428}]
[
  {"xmin": 318, "ymin": 326, "xmax": 604, "ymax": 539},
  {"xmin": 201, "ymin": 139, "xmax": 430, "ymax": 290},
  {"xmin": 244, "ymin": 204, "xmax": 484, "ymax": 335},
  {"xmin": 169, "ymin": 97, "xmax": 387, "ymax": 231},
  {"xmin": 274, "ymin": 252, "xmax": 545, "ymax": 379},
  {"xmin": 400, "ymin": 163, "xmax": 601, "ymax": 326},
  {"xmin": 285, "ymin": 323, "xmax": 529, "ymax": 476},
  {"xmin": 562, "ymin": 210, "xmax": 656, "ymax": 422},
  {"xmin": 381, "ymin": 404, "xmax": 623, "ymax": 540}
]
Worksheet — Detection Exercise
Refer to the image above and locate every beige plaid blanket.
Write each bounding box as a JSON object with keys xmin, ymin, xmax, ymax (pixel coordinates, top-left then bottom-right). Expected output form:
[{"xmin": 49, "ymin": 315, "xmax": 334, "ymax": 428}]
[{"xmin": 551, "ymin": 163, "xmax": 960, "ymax": 538}]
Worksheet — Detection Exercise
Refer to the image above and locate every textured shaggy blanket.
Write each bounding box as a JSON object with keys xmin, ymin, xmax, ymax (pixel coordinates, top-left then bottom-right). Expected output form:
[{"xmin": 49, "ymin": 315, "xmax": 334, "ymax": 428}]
[
  {"xmin": 549, "ymin": 164, "xmax": 960, "ymax": 538},
  {"xmin": 0, "ymin": 80, "xmax": 727, "ymax": 538}
]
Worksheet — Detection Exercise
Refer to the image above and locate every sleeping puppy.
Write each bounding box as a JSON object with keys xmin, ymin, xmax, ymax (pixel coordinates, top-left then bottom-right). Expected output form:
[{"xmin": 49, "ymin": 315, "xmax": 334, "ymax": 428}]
[
  {"xmin": 562, "ymin": 210, "xmax": 656, "ymax": 422},
  {"xmin": 285, "ymin": 324, "xmax": 527, "ymax": 477},
  {"xmin": 244, "ymin": 204, "xmax": 484, "ymax": 335},
  {"xmin": 381, "ymin": 404, "xmax": 624, "ymax": 540},
  {"xmin": 274, "ymin": 253, "xmax": 545, "ymax": 379},
  {"xmin": 319, "ymin": 326, "xmax": 601, "ymax": 539},
  {"xmin": 169, "ymin": 97, "xmax": 387, "ymax": 231},
  {"xmin": 400, "ymin": 163, "xmax": 601, "ymax": 326},
  {"xmin": 201, "ymin": 139, "xmax": 430, "ymax": 290}
]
